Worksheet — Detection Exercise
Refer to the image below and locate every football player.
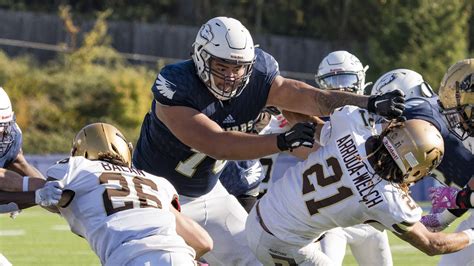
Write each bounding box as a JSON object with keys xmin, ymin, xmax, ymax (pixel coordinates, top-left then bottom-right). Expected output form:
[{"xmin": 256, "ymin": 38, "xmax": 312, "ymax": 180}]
[
  {"xmin": 2, "ymin": 123, "xmax": 213, "ymax": 265},
  {"xmin": 0, "ymin": 87, "xmax": 47, "ymax": 215},
  {"xmin": 132, "ymin": 17, "xmax": 405, "ymax": 265},
  {"xmin": 315, "ymin": 50, "xmax": 370, "ymax": 95},
  {"xmin": 314, "ymin": 51, "xmax": 394, "ymax": 266},
  {"xmin": 0, "ymin": 87, "xmax": 61, "ymax": 265},
  {"xmin": 371, "ymin": 68, "xmax": 436, "ymax": 99},
  {"xmin": 415, "ymin": 58, "xmax": 474, "ymax": 266},
  {"xmin": 0, "ymin": 87, "xmax": 43, "ymax": 178},
  {"xmin": 245, "ymin": 105, "xmax": 474, "ymax": 265}
]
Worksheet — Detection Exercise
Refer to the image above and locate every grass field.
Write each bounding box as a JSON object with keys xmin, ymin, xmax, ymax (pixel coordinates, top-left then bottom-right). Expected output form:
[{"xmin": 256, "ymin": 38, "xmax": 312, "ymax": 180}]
[{"xmin": 0, "ymin": 206, "xmax": 467, "ymax": 265}]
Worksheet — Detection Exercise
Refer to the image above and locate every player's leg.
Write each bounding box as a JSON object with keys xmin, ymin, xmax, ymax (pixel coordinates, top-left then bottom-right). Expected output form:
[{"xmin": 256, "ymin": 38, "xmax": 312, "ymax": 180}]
[
  {"xmin": 0, "ymin": 253, "xmax": 12, "ymax": 266},
  {"xmin": 438, "ymin": 212, "xmax": 474, "ymax": 266},
  {"xmin": 346, "ymin": 225, "xmax": 393, "ymax": 266},
  {"xmin": 246, "ymin": 205, "xmax": 333, "ymax": 266},
  {"xmin": 124, "ymin": 250, "xmax": 196, "ymax": 266},
  {"xmin": 180, "ymin": 181, "xmax": 260, "ymax": 266},
  {"xmin": 319, "ymin": 227, "xmax": 349, "ymax": 266}
]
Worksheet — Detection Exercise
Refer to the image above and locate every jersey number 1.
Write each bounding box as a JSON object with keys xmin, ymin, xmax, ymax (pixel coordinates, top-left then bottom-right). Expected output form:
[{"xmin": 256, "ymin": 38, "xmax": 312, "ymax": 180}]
[
  {"xmin": 302, "ymin": 157, "xmax": 353, "ymax": 215},
  {"xmin": 176, "ymin": 151, "xmax": 226, "ymax": 178}
]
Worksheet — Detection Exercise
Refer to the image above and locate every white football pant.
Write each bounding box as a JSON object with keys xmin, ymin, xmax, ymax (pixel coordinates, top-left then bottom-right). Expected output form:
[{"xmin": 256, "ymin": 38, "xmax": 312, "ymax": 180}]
[
  {"xmin": 179, "ymin": 180, "xmax": 261, "ymax": 266},
  {"xmin": 122, "ymin": 250, "xmax": 195, "ymax": 266},
  {"xmin": 320, "ymin": 225, "xmax": 393, "ymax": 266},
  {"xmin": 245, "ymin": 205, "xmax": 332, "ymax": 266}
]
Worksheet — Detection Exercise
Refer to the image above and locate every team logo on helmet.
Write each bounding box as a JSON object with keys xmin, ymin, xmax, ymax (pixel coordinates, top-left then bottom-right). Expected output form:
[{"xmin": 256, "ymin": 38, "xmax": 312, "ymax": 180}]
[
  {"xmin": 199, "ymin": 24, "xmax": 213, "ymax": 42},
  {"xmin": 459, "ymin": 73, "xmax": 474, "ymax": 92},
  {"xmin": 377, "ymin": 73, "xmax": 400, "ymax": 90}
]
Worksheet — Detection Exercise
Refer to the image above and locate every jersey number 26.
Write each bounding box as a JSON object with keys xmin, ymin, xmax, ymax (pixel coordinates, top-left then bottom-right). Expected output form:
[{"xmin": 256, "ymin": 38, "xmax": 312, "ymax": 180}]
[{"xmin": 99, "ymin": 173, "xmax": 162, "ymax": 216}]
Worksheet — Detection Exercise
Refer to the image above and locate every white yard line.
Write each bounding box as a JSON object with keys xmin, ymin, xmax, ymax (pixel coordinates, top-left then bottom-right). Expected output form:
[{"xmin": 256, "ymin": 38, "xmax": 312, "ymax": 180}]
[
  {"xmin": 0, "ymin": 229, "xmax": 25, "ymax": 236},
  {"xmin": 51, "ymin": 224, "xmax": 70, "ymax": 231}
]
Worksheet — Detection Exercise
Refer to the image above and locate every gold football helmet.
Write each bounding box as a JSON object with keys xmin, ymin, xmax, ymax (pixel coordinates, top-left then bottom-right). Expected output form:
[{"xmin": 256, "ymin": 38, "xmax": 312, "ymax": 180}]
[
  {"xmin": 381, "ymin": 119, "xmax": 444, "ymax": 184},
  {"xmin": 438, "ymin": 58, "xmax": 474, "ymax": 140},
  {"xmin": 71, "ymin": 123, "xmax": 133, "ymax": 167}
]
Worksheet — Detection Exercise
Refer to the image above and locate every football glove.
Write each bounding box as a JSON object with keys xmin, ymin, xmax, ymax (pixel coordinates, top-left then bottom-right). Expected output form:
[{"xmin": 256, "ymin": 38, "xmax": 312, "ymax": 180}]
[
  {"xmin": 368, "ymin": 89, "xmax": 405, "ymax": 119},
  {"xmin": 429, "ymin": 186, "xmax": 460, "ymax": 209},
  {"xmin": 35, "ymin": 181, "xmax": 63, "ymax": 207},
  {"xmin": 420, "ymin": 209, "xmax": 458, "ymax": 232},
  {"xmin": 277, "ymin": 122, "xmax": 315, "ymax": 151}
]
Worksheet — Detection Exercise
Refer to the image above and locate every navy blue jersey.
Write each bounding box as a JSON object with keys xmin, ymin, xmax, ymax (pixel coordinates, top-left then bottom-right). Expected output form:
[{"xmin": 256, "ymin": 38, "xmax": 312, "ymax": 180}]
[
  {"xmin": 220, "ymin": 160, "xmax": 263, "ymax": 196},
  {"xmin": 133, "ymin": 48, "xmax": 279, "ymax": 197},
  {"xmin": 403, "ymin": 97, "xmax": 473, "ymax": 187},
  {"xmin": 0, "ymin": 123, "xmax": 22, "ymax": 168}
]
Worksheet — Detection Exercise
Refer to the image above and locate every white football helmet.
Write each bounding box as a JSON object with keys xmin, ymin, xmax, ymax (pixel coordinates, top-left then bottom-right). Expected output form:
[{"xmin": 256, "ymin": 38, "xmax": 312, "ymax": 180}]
[
  {"xmin": 315, "ymin": 51, "xmax": 369, "ymax": 94},
  {"xmin": 371, "ymin": 69, "xmax": 435, "ymax": 99},
  {"xmin": 0, "ymin": 87, "xmax": 15, "ymax": 157},
  {"xmin": 192, "ymin": 17, "xmax": 255, "ymax": 101}
]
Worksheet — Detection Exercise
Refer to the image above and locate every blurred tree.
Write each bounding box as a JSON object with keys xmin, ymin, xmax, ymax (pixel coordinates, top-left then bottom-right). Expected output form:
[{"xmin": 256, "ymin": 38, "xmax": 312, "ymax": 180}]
[
  {"xmin": 0, "ymin": 9, "xmax": 155, "ymax": 153},
  {"xmin": 364, "ymin": 0, "xmax": 470, "ymax": 90}
]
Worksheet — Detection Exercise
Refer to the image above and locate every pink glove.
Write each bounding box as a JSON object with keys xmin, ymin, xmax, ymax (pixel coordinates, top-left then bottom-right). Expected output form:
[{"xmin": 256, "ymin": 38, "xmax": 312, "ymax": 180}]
[
  {"xmin": 420, "ymin": 212, "xmax": 447, "ymax": 232},
  {"xmin": 429, "ymin": 186, "xmax": 460, "ymax": 209}
]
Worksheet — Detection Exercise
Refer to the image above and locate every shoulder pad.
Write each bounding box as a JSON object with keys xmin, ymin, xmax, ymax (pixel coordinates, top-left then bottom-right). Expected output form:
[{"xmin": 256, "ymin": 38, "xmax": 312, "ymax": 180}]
[{"xmin": 56, "ymin": 158, "xmax": 70, "ymax": 164}]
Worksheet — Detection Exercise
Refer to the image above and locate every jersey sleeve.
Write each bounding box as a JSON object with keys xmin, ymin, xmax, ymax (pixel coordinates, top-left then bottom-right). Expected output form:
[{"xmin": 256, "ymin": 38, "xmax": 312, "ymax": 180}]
[
  {"xmin": 403, "ymin": 98, "xmax": 442, "ymax": 130},
  {"xmin": 3, "ymin": 123, "xmax": 23, "ymax": 167},
  {"xmin": 151, "ymin": 63, "xmax": 194, "ymax": 107},
  {"xmin": 252, "ymin": 48, "xmax": 280, "ymax": 92},
  {"xmin": 323, "ymin": 106, "xmax": 377, "ymax": 143},
  {"xmin": 367, "ymin": 187, "xmax": 422, "ymax": 235},
  {"xmin": 46, "ymin": 158, "xmax": 70, "ymax": 186},
  {"xmin": 46, "ymin": 157, "xmax": 94, "ymax": 193}
]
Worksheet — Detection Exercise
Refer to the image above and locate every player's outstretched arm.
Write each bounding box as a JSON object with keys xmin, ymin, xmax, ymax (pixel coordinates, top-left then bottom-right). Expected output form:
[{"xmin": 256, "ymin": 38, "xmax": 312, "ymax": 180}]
[
  {"xmin": 266, "ymin": 75, "xmax": 405, "ymax": 119},
  {"xmin": 171, "ymin": 206, "xmax": 213, "ymax": 259},
  {"xmin": 7, "ymin": 151, "xmax": 45, "ymax": 179},
  {"xmin": 0, "ymin": 168, "xmax": 45, "ymax": 192},
  {"xmin": 396, "ymin": 221, "xmax": 473, "ymax": 256},
  {"xmin": 155, "ymin": 103, "xmax": 314, "ymax": 160},
  {"xmin": 0, "ymin": 169, "xmax": 63, "ymax": 211}
]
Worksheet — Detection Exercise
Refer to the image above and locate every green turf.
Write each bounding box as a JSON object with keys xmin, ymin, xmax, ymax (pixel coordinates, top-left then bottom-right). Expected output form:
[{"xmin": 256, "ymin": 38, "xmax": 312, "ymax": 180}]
[
  {"xmin": 0, "ymin": 207, "xmax": 100, "ymax": 265},
  {"xmin": 0, "ymin": 206, "xmax": 467, "ymax": 265},
  {"xmin": 342, "ymin": 212, "xmax": 467, "ymax": 266}
]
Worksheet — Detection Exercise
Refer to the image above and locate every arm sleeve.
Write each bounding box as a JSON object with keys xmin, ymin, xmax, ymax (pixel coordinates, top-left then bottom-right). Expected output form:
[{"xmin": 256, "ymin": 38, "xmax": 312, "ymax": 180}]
[{"xmin": 368, "ymin": 190, "xmax": 422, "ymax": 235}]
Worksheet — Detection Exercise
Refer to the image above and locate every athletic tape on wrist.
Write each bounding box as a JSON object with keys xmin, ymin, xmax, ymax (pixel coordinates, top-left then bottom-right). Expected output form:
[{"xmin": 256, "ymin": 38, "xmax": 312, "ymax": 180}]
[
  {"xmin": 462, "ymin": 229, "xmax": 474, "ymax": 245},
  {"xmin": 22, "ymin": 176, "xmax": 30, "ymax": 192}
]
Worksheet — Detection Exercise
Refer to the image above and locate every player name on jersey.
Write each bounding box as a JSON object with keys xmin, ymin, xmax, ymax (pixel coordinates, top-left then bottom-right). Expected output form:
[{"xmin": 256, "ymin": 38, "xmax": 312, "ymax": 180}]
[
  {"xmin": 337, "ymin": 134, "xmax": 383, "ymax": 208},
  {"xmin": 100, "ymin": 162, "xmax": 146, "ymax": 177},
  {"xmin": 222, "ymin": 120, "xmax": 255, "ymax": 133}
]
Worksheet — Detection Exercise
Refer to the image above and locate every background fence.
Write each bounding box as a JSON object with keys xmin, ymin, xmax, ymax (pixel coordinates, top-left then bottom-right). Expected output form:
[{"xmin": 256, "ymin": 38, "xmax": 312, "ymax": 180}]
[{"xmin": 0, "ymin": 8, "xmax": 360, "ymax": 84}]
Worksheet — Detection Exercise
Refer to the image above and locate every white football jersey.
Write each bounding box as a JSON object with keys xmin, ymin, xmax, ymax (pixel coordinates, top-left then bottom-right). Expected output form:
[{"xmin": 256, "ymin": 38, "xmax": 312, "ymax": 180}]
[
  {"xmin": 258, "ymin": 114, "xmax": 302, "ymax": 194},
  {"xmin": 259, "ymin": 106, "xmax": 422, "ymax": 246},
  {"xmin": 47, "ymin": 157, "xmax": 194, "ymax": 264}
]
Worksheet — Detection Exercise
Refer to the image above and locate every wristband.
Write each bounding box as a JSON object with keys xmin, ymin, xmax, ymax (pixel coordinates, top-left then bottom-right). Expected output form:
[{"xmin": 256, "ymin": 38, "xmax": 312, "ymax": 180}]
[
  {"xmin": 22, "ymin": 176, "xmax": 30, "ymax": 192},
  {"xmin": 462, "ymin": 229, "xmax": 474, "ymax": 245},
  {"xmin": 456, "ymin": 187, "xmax": 474, "ymax": 209},
  {"xmin": 439, "ymin": 209, "xmax": 458, "ymax": 226}
]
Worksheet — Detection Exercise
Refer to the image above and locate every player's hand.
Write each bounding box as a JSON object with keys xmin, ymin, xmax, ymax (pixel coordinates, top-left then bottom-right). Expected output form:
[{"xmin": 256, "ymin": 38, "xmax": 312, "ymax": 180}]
[
  {"xmin": 368, "ymin": 89, "xmax": 405, "ymax": 119},
  {"xmin": 35, "ymin": 181, "xmax": 64, "ymax": 207},
  {"xmin": 277, "ymin": 122, "xmax": 315, "ymax": 151},
  {"xmin": 429, "ymin": 186, "xmax": 459, "ymax": 209},
  {"xmin": 420, "ymin": 212, "xmax": 449, "ymax": 232}
]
